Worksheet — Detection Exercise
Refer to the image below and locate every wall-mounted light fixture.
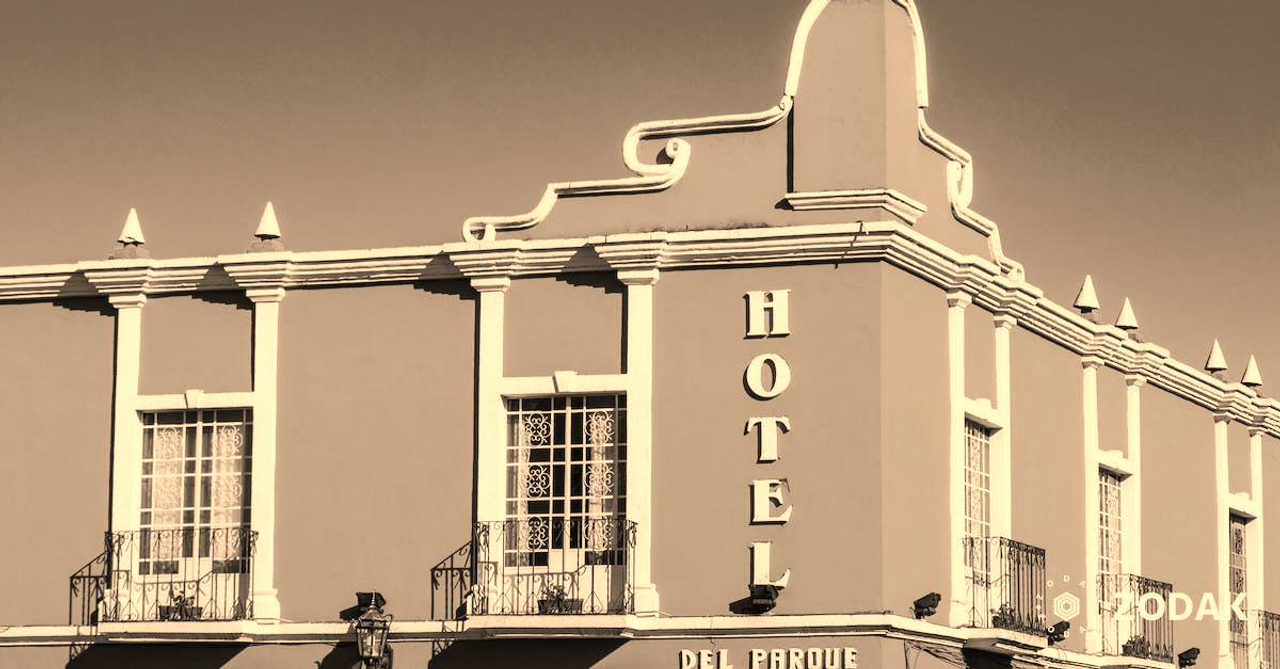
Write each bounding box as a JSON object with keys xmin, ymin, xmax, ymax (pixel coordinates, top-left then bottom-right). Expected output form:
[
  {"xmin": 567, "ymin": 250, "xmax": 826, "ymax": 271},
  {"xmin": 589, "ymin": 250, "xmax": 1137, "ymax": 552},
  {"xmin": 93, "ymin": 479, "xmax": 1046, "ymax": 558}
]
[
  {"xmin": 1177, "ymin": 648, "xmax": 1200, "ymax": 668},
  {"xmin": 1046, "ymin": 620, "xmax": 1070, "ymax": 645},
  {"xmin": 353, "ymin": 591, "xmax": 393, "ymax": 668},
  {"xmin": 748, "ymin": 584, "xmax": 780, "ymax": 614},
  {"xmin": 912, "ymin": 592, "xmax": 941, "ymax": 619}
]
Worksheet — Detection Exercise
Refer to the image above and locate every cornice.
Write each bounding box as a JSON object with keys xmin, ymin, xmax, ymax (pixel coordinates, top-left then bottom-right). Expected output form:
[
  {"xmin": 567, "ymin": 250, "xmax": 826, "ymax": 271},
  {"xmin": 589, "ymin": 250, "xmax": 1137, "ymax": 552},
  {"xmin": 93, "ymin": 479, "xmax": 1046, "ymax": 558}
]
[
  {"xmin": 783, "ymin": 188, "xmax": 927, "ymax": 224},
  {"xmin": 0, "ymin": 614, "xmax": 1172, "ymax": 669},
  {"xmin": 0, "ymin": 221, "xmax": 1275, "ymax": 440}
]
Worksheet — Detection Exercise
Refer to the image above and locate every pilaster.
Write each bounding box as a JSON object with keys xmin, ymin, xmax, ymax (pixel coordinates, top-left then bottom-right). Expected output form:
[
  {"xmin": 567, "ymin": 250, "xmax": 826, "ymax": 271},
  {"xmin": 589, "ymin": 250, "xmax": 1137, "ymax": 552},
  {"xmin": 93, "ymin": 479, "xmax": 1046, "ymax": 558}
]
[
  {"xmin": 1214, "ymin": 412, "xmax": 1232, "ymax": 669},
  {"xmin": 245, "ymin": 286, "xmax": 285, "ymax": 622},
  {"xmin": 1124, "ymin": 374, "xmax": 1146, "ymax": 573},
  {"xmin": 1081, "ymin": 356, "xmax": 1103, "ymax": 653},
  {"xmin": 617, "ymin": 267, "xmax": 661, "ymax": 616},
  {"xmin": 946, "ymin": 290, "xmax": 971, "ymax": 627}
]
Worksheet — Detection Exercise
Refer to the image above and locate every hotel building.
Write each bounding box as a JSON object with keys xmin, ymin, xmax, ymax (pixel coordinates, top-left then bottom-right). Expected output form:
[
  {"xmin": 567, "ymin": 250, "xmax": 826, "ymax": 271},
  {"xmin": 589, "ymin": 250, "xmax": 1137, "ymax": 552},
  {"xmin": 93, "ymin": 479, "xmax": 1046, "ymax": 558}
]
[{"xmin": 1, "ymin": 1, "xmax": 1277, "ymax": 668}]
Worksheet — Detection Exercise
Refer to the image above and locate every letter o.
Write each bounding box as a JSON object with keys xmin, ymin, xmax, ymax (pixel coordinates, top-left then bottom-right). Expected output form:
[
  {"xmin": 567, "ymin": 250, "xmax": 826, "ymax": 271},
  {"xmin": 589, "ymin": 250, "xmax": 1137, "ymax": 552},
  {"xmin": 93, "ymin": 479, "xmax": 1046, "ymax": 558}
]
[
  {"xmin": 1138, "ymin": 592, "xmax": 1166, "ymax": 622},
  {"xmin": 746, "ymin": 353, "xmax": 792, "ymax": 399}
]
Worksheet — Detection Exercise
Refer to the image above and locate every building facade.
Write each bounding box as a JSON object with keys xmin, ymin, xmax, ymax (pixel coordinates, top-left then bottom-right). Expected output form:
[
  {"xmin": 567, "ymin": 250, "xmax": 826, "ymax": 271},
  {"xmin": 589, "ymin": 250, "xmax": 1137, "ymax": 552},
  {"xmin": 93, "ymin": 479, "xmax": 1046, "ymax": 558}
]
[{"xmin": 2, "ymin": 1, "xmax": 1279, "ymax": 668}]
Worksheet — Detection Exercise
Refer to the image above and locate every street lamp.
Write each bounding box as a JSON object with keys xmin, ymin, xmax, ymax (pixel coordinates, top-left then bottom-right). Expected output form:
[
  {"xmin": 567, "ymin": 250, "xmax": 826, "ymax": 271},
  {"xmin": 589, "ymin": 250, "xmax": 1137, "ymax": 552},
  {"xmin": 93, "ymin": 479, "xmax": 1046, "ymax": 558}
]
[{"xmin": 352, "ymin": 591, "xmax": 393, "ymax": 668}]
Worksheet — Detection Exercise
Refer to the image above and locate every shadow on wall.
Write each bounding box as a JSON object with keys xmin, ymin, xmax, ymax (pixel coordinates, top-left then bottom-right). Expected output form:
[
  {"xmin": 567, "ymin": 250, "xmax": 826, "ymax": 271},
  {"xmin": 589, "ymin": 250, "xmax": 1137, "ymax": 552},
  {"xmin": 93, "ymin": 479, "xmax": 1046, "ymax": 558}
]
[
  {"xmin": 429, "ymin": 639, "xmax": 627, "ymax": 668},
  {"xmin": 317, "ymin": 643, "xmax": 364, "ymax": 669},
  {"xmin": 67, "ymin": 644, "xmax": 245, "ymax": 669}
]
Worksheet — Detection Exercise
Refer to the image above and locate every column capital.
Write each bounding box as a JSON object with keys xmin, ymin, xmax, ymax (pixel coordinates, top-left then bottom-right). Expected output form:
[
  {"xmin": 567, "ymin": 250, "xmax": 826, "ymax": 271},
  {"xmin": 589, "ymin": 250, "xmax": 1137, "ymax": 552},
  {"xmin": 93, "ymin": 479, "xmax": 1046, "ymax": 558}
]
[
  {"xmin": 1081, "ymin": 356, "xmax": 1104, "ymax": 370},
  {"xmin": 595, "ymin": 237, "xmax": 667, "ymax": 274},
  {"xmin": 617, "ymin": 268, "xmax": 660, "ymax": 286},
  {"xmin": 945, "ymin": 291, "xmax": 972, "ymax": 309},
  {"xmin": 1248, "ymin": 425, "xmax": 1267, "ymax": 438},
  {"xmin": 107, "ymin": 293, "xmax": 148, "ymax": 310},
  {"xmin": 1124, "ymin": 374, "xmax": 1147, "ymax": 388},
  {"xmin": 1213, "ymin": 411, "xmax": 1233, "ymax": 424},
  {"xmin": 84, "ymin": 262, "xmax": 153, "ymax": 301},
  {"xmin": 245, "ymin": 287, "xmax": 287, "ymax": 304},
  {"xmin": 471, "ymin": 276, "xmax": 512, "ymax": 293},
  {"xmin": 221, "ymin": 255, "xmax": 291, "ymax": 292},
  {"xmin": 992, "ymin": 313, "xmax": 1018, "ymax": 330}
]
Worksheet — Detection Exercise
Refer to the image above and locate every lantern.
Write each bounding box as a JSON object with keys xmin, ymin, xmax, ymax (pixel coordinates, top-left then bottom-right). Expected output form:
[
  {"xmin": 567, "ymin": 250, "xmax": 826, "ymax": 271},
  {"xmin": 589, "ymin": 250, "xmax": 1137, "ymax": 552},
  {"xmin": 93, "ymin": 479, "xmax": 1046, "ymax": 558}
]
[{"xmin": 352, "ymin": 591, "xmax": 392, "ymax": 668}]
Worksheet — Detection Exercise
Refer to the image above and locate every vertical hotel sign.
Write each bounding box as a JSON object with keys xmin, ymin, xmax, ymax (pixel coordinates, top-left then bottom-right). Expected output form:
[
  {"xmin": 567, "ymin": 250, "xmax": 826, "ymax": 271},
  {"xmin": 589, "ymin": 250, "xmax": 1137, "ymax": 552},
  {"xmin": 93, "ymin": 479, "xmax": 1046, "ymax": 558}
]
[{"xmin": 744, "ymin": 290, "xmax": 793, "ymax": 591}]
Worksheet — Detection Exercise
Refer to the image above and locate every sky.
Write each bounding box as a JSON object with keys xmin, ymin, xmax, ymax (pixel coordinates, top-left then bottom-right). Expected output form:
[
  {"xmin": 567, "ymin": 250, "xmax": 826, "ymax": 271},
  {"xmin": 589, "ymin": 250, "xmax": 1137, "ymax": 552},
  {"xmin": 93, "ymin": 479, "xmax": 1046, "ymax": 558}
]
[{"xmin": 1, "ymin": 0, "xmax": 1278, "ymax": 381}]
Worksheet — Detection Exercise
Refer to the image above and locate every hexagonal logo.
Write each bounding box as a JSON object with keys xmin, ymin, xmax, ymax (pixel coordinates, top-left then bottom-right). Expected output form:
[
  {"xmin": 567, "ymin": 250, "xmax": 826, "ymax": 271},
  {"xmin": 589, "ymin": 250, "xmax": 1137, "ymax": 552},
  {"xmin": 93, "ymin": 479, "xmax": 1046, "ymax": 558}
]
[{"xmin": 1052, "ymin": 591, "xmax": 1081, "ymax": 620}]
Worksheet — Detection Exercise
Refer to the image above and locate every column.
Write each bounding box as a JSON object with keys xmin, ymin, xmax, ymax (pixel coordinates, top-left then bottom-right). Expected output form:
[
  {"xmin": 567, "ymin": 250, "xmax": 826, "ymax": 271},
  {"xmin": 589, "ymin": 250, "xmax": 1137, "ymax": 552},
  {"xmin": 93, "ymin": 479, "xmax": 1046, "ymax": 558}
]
[
  {"xmin": 108, "ymin": 294, "xmax": 147, "ymax": 535},
  {"xmin": 1124, "ymin": 375, "xmax": 1145, "ymax": 574},
  {"xmin": 247, "ymin": 287, "xmax": 285, "ymax": 622},
  {"xmin": 619, "ymin": 268, "xmax": 660, "ymax": 616},
  {"xmin": 1081, "ymin": 356, "xmax": 1103, "ymax": 653},
  {"xmin": 1248, "ymin": 426, "xmax": 1266, "ymax": 664},
  {"xmin": 472, "ymin": 277, "xmax": 511, "ymax": 524},
  {"xmin": 946, "ymin": 291, "xmax": 971, "ymax": 627},
  {"xmin": 1215, "ymin": 414, "xmax": 1231, "ymax": 669},
  {"xmin": 991, "ymin": 314, "xmax": 1015, "ymax": 539}
]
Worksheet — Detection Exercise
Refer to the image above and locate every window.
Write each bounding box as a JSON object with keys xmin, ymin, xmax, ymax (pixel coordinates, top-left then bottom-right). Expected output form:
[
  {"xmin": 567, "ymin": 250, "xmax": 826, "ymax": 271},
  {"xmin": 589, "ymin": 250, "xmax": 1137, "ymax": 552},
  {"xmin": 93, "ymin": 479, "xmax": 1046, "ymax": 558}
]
[
  {"xmin": 964, "ymin": 421, "xmax": 992, "ymax": 539},
  {"xmin": 964, "ymin": 420, "xmax": 993, "ymax": 576},
  {"xmin": 1099, "ymin": 469, "xmax": 1124, "ymax": 577},
  {"xmin": 1098, "ymin": 469, "xmax": 1124, "ymax": 618},
  {"xmin": 140, "ymin": 409, "xmax": 252, "ymax": 574},
  {"xmin": 1230, "ymin": 514, "xmax": 1249, "ymax": 664},
  {"xmin": 505, "ymin": 394, "xmax": 627, "ymax": 567}
]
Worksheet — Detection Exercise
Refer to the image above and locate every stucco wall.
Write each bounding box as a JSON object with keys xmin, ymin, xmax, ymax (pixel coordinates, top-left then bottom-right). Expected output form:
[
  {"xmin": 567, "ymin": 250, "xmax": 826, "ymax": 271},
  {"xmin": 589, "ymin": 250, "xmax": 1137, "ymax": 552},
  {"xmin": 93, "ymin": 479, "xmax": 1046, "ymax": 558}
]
[
  {"xmin": 1265, "ymin": 434, "xmax": 1280, "ymax": 613},
  {"xmin": 1096, "ymin": 366, "xmax": 1127, "ymax": 454},
  {"xmin": 964, "ymin": 305, "xmax": 996, "ymax": 402},
  {"xmin": 504, "ymin": 273, "xmax": 622, "ymax": 377},
  {"xmin": 651, "ymin": 262, "xmax": 883, "ymax": 615},
  {"xmin": 139, "ymin": 292, "xmax": 252, "ymax": 395},
  {"xmin": 0, "ymin": 299, "xmax": 113, "ymax": 625},
  {"xmin": 1228, "ymin": 421, "xmax": 1252, "ymax": 499},
  {"xmin": 880, "ymin": 268, "xmax": 951, "ymax": 616},
  {"xmin": 1142, "ymin": 385, "xmax": 1219, "ymax": 661},
  {"xmin": 274, "ymin": 283, "xmax": 475, "ymax": 621},
  {"xmin": 1009, "ymin": 328, "xmax": 1086, "ymax": 652}
]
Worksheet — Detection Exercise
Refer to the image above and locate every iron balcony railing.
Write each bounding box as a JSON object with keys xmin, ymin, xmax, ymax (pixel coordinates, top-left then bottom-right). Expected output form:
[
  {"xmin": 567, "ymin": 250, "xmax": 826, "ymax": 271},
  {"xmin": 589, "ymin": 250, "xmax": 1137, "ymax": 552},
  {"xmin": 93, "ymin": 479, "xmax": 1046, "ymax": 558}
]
[
  {"xmin": 457, "ymin": 517, "xmax": 636, "ymax": 616},
  {"xmin": 1098, "ymin": 573, "xmax": 1174, "ymax": 663},
  {"xmin": 1260, "ymin": 610, "xmax": 1280, "ymax": 669},
  {"xmin": 963, "ymin": 536, "xmax": 1047, "ymax": 635},
  {"xmin": 69, "ymin": 528, "xmax": 257, "ymax": 624}
]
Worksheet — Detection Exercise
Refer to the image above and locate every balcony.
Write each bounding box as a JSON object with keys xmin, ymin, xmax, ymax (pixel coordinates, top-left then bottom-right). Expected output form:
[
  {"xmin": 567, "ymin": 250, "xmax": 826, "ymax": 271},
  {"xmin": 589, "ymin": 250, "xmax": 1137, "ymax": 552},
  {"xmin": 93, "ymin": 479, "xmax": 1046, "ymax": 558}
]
[
  {"xmin": 1098, "ymin": 573, "xmax": 1174, "ymax": 663},
  {"xmin": 70, "ymin": 528, "xmax": 257, "ymax": 624},
  {"xmin": 964, "ymin": 536, "xmax": 1047, "ymax": 635},
  {"xmin": 1260, "ymin": 611, "xmax": 1280, "ymax": 669},
  {"xmin": 433, "ymin": 517, "xmax": 636, "ymax": 618}
]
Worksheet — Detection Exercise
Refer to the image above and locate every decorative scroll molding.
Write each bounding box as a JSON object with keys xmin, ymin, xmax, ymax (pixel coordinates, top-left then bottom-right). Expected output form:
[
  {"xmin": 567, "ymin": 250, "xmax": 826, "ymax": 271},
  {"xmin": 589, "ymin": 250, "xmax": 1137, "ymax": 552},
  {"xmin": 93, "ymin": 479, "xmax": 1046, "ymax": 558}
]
[
  {"xmin": 783, "ymin": 188, "xmax": 927, "ymax": 224},
  {"xmin": 458, "ymin": 0, "xmax": 824, "ymax": 244},
  {"xmin": 457, "ymin": 0, "xmax": 1026, "ymax": 286},
  {"xmin": 2, "ymin": 220, "xmax": 1277, "ymax": 440},
  {"xmin": 461, "ymin": 138, "xmax": 692, "ymax": 243},
  {"xmin": 888, "ymin": 0, "xmax": 1023, "ymax": 280},
  {"xmin": 459, "ymin": 95, "xmax": 796, "ymax": 243}
]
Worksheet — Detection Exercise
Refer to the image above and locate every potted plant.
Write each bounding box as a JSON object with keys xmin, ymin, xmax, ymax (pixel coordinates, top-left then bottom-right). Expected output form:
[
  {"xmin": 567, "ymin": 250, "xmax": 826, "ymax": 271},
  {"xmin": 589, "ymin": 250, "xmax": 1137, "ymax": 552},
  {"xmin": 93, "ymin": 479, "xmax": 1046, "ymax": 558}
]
[
  {"xmin": 159, "ymin": 594, "xmax": 202, "ymax": 621},
  {"xmin": 1123, "ymin": 635, "xmax": 1151, "ymax": 658},
  {"xmin": 537, "ymin": 585, "xmax": 583, "ymax": 614},
  {"xmin": 991, "ymin": 603, "xmax": 1018, "ymax": 630}
]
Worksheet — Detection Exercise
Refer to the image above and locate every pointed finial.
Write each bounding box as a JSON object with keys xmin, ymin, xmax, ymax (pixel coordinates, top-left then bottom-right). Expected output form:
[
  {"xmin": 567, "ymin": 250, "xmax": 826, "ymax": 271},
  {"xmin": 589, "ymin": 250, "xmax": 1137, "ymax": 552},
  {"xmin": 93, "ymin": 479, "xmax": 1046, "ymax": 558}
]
[
  {"xmin": 118, "ymin": 208, "xmax": 145, "ymax": 245},
  {"xmin": 255, "ymin": 202, "xmax": 281, "ymax": 239},
  {"xmin": 1242, "ymin": 355, "xmax": 1263, "ymax": 388},
  {"xmin": 248, "ymin": 201, "xmax": 285, "ymax": 252},
  {"xmin": 1115, "ymin": 298, "xmax": 1139, "ymax": 331},
  {"xmin": 1205, "ymin": 339, "xmax": 1228, "ymax": 375},
  {"xmin": 1074, "ymin": 275, "xmax": 1100, "ymax": 315},
  {"xmin": 109, "ymin": 208, "xmax": 150, "ymax": 259}
]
